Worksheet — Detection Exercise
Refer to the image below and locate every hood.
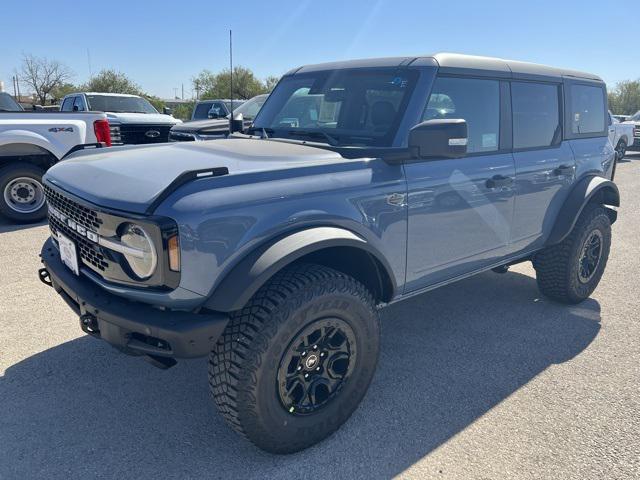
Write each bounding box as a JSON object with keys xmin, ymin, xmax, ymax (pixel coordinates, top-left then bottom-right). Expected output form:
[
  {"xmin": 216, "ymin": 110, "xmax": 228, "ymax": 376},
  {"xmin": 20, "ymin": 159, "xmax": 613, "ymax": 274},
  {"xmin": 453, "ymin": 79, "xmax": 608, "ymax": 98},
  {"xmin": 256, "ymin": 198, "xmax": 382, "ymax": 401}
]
[
  {"xmin": 106, "ymin": 112, "xmax": 181, "ymax": 125},
  {"xmin": 45, "ymin": 139, "xmax": 345, "ymax": 214},
  {"xmin": 171, "ymin": 118, "xmax": 228, "ymax": 133}
]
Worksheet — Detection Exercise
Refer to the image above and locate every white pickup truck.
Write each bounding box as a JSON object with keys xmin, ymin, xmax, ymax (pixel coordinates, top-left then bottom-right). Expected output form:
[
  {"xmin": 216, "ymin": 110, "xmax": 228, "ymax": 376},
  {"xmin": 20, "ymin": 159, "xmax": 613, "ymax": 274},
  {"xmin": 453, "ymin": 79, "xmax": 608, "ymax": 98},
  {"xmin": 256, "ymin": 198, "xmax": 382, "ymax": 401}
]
[
  {"xmin": 60, "ymin": 92, "xmax": 180, "ymax": 145},
  {"xmin": 0, "ymin": 92, "xmax": 110, "ymax": 223},
  {"xmin": 608, "ymin": 110, "xmax": 635, "ymax": 160}
]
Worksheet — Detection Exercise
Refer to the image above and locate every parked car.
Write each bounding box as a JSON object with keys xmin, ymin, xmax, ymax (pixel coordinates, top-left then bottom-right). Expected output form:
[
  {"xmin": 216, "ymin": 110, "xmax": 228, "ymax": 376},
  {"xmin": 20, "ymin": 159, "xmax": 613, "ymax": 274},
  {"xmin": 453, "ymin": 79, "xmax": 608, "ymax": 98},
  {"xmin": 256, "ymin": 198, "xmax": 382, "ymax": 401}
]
[
  {"xmin": 0, "ymin": 93, "xmax": 110, "ymax": 222},
  {"xmin": 61, "ymin": 92, "xmax": 180, "ymax": 144},
  {"xmin": 38, "ymin": 53, "xmax": 618, "ymax": 454},
  {"xmin": 169, "ymin": 94, "xmax": 268, "ymax": 141},
  {"xmin": 612, "ymin": 114, "xmax": 631, "ymax": 122},
  {"xmin": 190, "ymin": 99, "xmax": 245, "ymax": 121},
  {"xmin": 623, "ymin": 110, "xmax": 640, "ymax": 151},
  {"xmin": 608, "ymin": 111, "xmax": 634, "ymax": 160}
]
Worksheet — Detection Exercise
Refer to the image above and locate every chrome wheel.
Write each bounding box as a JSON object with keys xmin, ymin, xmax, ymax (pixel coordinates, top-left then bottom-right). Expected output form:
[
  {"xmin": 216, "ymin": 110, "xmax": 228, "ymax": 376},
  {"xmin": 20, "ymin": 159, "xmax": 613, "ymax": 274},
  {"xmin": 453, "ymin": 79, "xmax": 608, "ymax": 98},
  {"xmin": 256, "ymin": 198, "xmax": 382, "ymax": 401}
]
[
  {"xmin": 578, "ymin": 229, "xmax": 603, "ymax": 284},
  {"xmin": 3, "ymin": 176, "xmax": 45, "ymax": 214}
]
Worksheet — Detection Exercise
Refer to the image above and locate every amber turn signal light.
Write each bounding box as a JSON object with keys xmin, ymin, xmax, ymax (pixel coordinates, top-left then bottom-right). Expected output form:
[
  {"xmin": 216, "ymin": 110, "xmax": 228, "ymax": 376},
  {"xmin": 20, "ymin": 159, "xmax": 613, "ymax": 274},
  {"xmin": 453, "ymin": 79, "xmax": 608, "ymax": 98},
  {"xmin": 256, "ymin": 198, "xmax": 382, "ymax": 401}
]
[{"xmin": 168, "ymin": 234, "xmax": 180, "ymax": 272}]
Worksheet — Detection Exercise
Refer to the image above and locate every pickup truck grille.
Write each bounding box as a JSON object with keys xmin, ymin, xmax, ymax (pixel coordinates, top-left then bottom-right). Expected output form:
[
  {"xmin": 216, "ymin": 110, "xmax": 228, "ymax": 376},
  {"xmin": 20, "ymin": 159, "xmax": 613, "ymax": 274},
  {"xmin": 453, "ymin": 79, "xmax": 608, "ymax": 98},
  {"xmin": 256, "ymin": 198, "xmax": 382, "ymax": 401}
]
[
  {"xmin": 634, "ymin": 126, "xmax": 640, "ymax": 138},
  {"xmin": 111, "ymin": 124, "xmax": 173, "ymax": 145},
  {"xmin": 44, "ymin": 185, "xmax": 110, "ymax": 273}
]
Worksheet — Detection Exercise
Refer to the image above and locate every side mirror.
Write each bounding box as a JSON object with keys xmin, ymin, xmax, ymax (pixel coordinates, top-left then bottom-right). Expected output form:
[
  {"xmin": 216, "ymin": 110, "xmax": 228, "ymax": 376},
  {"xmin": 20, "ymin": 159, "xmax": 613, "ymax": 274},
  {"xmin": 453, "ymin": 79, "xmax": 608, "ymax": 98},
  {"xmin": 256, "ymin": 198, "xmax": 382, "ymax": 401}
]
[
  {"xmin": 409, "ymin": 119, "xmax": 468, "ymax": 159},
  {"xmin": 163, "ymin": 106, "xmax": 173, "ymax": 115},
  {"xmin": 229, "ymin": 113, "xmax": 244, "ymax": 134}
]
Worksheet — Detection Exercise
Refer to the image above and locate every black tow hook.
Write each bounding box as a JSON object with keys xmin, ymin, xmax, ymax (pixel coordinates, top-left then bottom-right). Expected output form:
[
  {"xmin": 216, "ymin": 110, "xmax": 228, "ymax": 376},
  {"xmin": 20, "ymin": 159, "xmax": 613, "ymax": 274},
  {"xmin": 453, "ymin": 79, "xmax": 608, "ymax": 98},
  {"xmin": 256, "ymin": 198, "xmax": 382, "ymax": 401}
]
[
  {"xmin": 38, "ymin": 268, "xmax": 52, "ymax": 287},
  {"xmin": 80, "ymin": 313, "xmax": 100, "ymax": 335}
]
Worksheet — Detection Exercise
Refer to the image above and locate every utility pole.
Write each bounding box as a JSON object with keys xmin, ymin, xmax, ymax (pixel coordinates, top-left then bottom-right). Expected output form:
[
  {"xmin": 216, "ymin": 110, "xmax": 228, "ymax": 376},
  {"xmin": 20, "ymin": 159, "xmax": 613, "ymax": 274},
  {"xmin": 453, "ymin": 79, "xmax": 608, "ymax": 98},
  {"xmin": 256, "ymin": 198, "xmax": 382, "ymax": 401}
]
[
  {"xmin": 181, "ymin": 83, "xmax": 184, "ymax": 100},
  {"xmin": 12, "ymin": 76, "xmax": 17, "ymax": 98}
]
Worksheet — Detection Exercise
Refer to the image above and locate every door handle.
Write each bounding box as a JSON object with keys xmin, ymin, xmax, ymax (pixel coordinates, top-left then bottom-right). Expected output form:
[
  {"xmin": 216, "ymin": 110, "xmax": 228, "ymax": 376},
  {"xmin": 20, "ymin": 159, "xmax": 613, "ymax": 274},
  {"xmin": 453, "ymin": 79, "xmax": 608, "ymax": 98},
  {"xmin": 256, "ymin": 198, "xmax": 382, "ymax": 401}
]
[
  {"xmin": 485, "ymin": 175, "xmax": 513, "ymax": 189},
  {"xmin": 554, "ymin": 165, "xmax": 575, "ymax": 176}
]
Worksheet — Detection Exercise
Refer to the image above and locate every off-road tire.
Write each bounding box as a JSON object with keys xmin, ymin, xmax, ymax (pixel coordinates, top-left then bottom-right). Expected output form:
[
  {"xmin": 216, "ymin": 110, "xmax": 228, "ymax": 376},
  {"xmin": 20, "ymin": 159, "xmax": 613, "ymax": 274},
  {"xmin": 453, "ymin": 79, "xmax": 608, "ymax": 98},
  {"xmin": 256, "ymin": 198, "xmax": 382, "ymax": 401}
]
[
  {"xmin": 208, "ymin": 263, "xmax": 380, "ymax": 454},
  {"xmin": 533, "ymin": 203, "xmax": 611, "ymax": 304},
  {"xmin": 0, "ymin": 162, "xmax": 47, "ymax": 223},
  {"xmin": 615, "ymin": 139, "xmax": 627, "ymax": 161}
]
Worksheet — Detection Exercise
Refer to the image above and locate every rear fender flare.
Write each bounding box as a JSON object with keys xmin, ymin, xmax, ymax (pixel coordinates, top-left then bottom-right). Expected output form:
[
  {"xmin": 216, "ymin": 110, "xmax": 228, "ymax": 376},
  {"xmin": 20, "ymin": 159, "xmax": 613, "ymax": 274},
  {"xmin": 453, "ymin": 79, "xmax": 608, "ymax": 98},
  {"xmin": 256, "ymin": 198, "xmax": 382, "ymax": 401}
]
[{"xmin": 547, "ymin": 175, "xmax": 619, "ymax": 245}]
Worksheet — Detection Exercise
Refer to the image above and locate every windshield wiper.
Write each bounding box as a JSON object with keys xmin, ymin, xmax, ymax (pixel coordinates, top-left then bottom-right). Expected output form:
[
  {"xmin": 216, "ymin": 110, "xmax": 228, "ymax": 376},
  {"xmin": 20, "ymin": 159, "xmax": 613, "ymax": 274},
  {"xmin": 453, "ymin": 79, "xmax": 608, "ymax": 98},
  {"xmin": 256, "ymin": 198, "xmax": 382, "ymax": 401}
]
[{"xmin": 287, "ymin": 130, "xmax": 340, "ymax": 146}]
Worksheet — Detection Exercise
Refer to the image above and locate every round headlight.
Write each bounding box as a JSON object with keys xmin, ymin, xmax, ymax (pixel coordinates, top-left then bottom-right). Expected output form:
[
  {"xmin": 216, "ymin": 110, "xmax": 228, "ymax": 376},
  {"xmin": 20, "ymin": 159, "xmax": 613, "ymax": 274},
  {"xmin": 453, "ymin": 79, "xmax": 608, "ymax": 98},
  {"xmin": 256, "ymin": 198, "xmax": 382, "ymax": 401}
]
[{"xmin": 120, "ymin": 223, "xmax": 157, "ymax": 279}]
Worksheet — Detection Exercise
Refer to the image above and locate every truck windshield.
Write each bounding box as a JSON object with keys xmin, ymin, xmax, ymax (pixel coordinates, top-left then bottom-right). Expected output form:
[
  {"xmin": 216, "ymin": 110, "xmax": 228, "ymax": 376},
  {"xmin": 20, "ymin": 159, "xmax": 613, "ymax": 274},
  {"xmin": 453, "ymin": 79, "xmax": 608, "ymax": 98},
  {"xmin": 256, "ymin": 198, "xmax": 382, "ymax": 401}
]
[
  {"xmin": 251, "ymin": 68, "xmax": 418, "ymax": 147},
  {"xmin": 233, "ymin": 95, "xmax": 267, "ymax": 120},
  {"xmin": 0, "ymin": 93, "xmax": 23, "ymax": 112},
  {"xmin": 86, "ymin": 95, "xmax": 158, "ymax": 114}
]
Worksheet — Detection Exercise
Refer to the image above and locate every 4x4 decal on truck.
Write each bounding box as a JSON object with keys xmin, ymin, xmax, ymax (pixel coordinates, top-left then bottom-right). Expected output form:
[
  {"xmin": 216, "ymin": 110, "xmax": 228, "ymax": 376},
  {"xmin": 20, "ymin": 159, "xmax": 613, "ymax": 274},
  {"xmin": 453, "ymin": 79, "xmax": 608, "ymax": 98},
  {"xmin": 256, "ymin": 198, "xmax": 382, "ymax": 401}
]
[{"xmin": 48, "ymin": 127, "xmax": 74, "ymax": 133}]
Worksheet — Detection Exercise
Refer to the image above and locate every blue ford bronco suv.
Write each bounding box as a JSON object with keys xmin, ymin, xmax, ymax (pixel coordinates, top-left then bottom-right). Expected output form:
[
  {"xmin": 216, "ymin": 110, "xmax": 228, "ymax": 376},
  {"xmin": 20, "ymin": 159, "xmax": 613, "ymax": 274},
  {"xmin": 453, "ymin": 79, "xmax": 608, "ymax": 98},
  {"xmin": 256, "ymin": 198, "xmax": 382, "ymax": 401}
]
[{"xmin": 38, "ymin": 53, "xmax": 619, "ymax": 453}]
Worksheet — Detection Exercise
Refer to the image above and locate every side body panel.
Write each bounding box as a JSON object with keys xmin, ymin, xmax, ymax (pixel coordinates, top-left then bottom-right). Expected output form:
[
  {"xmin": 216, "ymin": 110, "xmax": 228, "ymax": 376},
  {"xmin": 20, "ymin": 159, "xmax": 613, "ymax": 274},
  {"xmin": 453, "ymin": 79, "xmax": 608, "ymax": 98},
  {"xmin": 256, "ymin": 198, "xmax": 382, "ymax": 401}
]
[
  {"xmin": 510, "ymin": 142, "xmax": 576, "ymax": 252},
  {"xmin": 154, "ymin": 158, "xmax": 408, "ymax": 300}
]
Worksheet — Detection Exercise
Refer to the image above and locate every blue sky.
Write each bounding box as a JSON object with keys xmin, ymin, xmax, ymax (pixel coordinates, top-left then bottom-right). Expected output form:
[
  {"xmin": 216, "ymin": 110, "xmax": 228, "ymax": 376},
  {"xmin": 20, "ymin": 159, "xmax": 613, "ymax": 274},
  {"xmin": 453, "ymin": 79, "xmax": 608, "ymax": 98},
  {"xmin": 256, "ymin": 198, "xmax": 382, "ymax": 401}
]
[{"xmin": 0, "ymin": 0, "xmax": 635, "ymax": 99}]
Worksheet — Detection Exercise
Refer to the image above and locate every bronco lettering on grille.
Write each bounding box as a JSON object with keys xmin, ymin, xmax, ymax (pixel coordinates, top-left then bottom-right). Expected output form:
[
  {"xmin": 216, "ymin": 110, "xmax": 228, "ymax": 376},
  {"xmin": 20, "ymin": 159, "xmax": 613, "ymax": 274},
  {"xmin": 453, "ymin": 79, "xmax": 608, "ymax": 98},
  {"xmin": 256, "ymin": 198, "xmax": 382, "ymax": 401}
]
[{"xmin": 48, "ymin": 205, "xmax": 100, "ymax": 243}]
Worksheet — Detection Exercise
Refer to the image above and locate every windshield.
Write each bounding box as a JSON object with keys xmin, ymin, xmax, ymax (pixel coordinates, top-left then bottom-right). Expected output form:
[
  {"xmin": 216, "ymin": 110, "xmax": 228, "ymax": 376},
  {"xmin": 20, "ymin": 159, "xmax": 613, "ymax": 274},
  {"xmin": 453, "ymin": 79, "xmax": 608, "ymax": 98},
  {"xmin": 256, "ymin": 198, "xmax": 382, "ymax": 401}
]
[
  {"xmin": 86, "ymin": 95, "xmax": 158, "ymax": 114},
  {"xmin": 193, "ymin": 101, "xmax": 214, "ymax": 120},
  {"xmin": 234, "ymin": 95, "xmax": 267, "ymax": 120},
  {"xmin": 0, "ymin": 93, "xmax": 23, "ymax": 112},
  {"xmin": 252, "ymin": 68, "xmax": 418, "ymax": 147}
]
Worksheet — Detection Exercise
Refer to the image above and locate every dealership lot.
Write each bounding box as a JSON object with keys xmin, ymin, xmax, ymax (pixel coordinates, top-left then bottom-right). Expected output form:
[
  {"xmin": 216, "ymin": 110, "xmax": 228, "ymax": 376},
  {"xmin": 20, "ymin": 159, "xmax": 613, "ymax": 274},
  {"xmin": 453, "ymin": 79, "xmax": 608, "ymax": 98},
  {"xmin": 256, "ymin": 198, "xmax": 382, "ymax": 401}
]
[{"xmin": 0, "ymin": 155, "xmax": 638, "ymax": 479}]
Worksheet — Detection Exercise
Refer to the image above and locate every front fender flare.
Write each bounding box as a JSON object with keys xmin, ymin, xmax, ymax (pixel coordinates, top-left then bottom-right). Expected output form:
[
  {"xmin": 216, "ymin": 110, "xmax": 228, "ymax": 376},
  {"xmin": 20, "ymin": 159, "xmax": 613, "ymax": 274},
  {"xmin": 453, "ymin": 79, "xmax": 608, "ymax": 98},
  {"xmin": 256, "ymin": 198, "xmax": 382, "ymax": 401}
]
[
  {"xmin": 547, "ymin": 175, "xmax": 620, "ymax": 245},
  {"xmin": 205, "ymin": 226, "xmax": 396, "ymax": 312}
]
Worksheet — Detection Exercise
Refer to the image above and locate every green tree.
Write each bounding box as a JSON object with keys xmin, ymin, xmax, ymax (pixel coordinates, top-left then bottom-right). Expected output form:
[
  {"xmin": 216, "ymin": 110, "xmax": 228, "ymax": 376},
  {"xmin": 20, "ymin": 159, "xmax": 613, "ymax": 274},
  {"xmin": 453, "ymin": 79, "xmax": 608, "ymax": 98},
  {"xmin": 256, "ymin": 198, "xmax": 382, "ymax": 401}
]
[
  {"xmin": 191, "ymin": 70, "xmax": 216, "ymax": 99},
  {"xmin": 82, "ymin": 69, "xmax": 143, "ymax": 95},
  {"xmin": 199, "ymin": 66, "xmax": 268, "ymax": 100},
  {"xmin": 608, "ymin": 80, "xmax": 640, "ymax": 115},
  {"xmin": 50, "ymin": 82, "xmax": 78, "ymax": 103},
  {"xmin": 171, "ymin": 102, "xmax": 195, "ymax": 121},
  {"xmin": 264, "ymin": 75, "xmax": 280, "ymax": 92}
]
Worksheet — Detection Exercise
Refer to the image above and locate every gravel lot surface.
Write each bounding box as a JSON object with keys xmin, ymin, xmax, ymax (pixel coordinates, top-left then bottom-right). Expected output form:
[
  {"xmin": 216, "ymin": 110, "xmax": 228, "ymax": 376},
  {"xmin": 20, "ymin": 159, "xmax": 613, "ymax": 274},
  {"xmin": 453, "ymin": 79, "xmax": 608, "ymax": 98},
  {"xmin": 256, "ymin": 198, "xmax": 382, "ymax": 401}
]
[{"xmin": 1, "ymin": 154, "xmax": 638, "ymax": 479}]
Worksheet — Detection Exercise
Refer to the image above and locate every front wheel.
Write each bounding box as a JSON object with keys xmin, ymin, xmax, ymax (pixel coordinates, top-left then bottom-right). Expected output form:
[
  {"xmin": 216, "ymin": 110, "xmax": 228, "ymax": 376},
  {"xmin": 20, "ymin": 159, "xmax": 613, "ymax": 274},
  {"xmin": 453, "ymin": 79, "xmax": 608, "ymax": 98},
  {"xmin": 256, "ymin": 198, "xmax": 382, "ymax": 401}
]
[
  {"xmin": 0, "ymin": 163, "xmax": 48, "ymax": 223},
  {"xmin": 209, "ymin": 263, "xmax": 380, "ymax": 453},
  {"xmin": 533, "ymin": 204, "xmax": 611, "ymax": 304}
]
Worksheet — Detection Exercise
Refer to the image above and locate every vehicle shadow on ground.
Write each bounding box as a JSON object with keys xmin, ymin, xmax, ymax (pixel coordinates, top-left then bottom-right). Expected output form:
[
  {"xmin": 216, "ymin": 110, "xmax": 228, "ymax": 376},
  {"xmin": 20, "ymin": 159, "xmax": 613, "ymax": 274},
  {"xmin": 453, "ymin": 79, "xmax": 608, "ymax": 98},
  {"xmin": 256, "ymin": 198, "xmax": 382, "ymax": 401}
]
[
  {"xmin": 0, "ymin": 218, "xmax": 46, "ymax": 234},
  {"xmin": 0, "ymin": 270, "xmax": 601, "ymax": 480}
]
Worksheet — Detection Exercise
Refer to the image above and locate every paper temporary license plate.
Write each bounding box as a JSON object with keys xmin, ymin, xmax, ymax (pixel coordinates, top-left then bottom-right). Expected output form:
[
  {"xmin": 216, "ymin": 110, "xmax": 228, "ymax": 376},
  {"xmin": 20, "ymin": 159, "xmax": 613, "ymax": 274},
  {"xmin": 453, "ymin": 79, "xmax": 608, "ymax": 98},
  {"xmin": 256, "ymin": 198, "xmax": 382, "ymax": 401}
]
[{"xmin": 57, "ymin": 232, "xmax": 79, "ymax": 276}]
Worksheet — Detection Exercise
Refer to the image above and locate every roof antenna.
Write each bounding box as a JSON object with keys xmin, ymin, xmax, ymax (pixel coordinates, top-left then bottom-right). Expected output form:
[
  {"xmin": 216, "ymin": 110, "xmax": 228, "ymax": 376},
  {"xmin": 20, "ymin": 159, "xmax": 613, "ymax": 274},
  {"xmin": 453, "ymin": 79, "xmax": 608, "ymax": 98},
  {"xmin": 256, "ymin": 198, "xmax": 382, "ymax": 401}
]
[{"xmin": 229, "ymin": 29, "xmax": 233, "ymax": 119}]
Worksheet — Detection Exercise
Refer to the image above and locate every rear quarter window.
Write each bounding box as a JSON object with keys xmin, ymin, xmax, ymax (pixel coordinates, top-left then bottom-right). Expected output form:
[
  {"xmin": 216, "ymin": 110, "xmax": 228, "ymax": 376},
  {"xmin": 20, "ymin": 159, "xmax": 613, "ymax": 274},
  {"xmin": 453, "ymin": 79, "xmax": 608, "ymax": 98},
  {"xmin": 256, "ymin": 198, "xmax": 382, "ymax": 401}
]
[{"xmin": 570, "ymin": 84, "xmax": 605, "ymax": 135}]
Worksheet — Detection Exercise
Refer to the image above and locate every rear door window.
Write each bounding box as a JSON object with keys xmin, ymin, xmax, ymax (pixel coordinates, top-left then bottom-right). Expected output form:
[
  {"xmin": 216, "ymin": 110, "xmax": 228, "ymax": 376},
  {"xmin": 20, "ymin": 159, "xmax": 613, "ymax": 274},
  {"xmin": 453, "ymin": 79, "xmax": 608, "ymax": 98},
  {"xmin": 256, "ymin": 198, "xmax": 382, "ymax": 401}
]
[
  {"xmin": 61, "ymin": 97, "xmax": 74, "ymax": 112},
  {"xmin": 570, "ymin": 84, "xmax": 605, "ymax": 134},
  {"xmin": 73, "ymin": 96, "xmax": 85, "ymax": 111},
  {"xmin": 511, "ymin": 82, "xmax": 561, "ymax": 149},
  {"xmin": 423, "ymin": 77, "xmax": 500, "ymax": 153}
]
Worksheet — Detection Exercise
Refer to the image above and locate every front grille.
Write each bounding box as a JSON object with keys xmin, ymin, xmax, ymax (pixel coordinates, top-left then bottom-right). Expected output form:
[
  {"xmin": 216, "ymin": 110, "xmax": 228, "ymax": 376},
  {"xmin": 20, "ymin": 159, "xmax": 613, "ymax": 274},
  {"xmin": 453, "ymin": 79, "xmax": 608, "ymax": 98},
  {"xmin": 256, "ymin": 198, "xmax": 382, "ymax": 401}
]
[
  {"xmin": 116, "ymin": 124, "xmax": 173, "ymax": 144},
  {"xmin": 634, "ymin": 126, "xmax": 640, "ymax": 138},
  {"xmin": 44, "ymin": 185, "xmax": 103, "ymax": 230},
  {"xmin": 44, "ymin": 186, "xmax": 110, "ymax": 273},
  {"xmin": 49, "ymin": 215, "xmax": 109, "ymax": 271}
]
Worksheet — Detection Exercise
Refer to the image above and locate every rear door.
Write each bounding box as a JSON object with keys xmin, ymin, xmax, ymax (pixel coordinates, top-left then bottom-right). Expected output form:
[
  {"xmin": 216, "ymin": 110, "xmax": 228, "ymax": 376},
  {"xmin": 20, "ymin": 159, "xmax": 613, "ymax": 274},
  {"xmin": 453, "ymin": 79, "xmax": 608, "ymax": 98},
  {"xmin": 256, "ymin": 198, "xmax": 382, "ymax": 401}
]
[
  {"xmin": 564, "ymin": 80, "xmax": 613, "ymax": 181},
  {"xmin": 510, "ymin": 81, "xmax": 575, "ymax": 252},
  {"xmin": 404, "ymin": 75, "xmax": 516, "ymax": 291}
]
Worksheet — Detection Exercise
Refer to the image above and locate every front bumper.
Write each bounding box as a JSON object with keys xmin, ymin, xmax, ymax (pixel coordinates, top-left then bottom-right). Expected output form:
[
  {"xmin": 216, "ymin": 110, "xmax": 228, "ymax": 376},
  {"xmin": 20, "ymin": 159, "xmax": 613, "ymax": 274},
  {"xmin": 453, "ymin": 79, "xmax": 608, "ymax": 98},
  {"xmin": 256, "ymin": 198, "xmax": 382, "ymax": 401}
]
[{"xmin": 39, "ymin": 237, "xmax": 228, "ymax": 359}]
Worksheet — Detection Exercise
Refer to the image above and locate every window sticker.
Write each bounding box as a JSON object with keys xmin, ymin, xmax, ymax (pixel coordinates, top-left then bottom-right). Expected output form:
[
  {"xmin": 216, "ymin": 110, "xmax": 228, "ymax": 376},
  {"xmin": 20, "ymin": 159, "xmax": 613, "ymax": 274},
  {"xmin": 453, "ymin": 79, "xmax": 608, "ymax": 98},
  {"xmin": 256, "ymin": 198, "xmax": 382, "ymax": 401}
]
[{"xmin": 482, "ymin": 133, "xmax": 497, "ymax": 148}]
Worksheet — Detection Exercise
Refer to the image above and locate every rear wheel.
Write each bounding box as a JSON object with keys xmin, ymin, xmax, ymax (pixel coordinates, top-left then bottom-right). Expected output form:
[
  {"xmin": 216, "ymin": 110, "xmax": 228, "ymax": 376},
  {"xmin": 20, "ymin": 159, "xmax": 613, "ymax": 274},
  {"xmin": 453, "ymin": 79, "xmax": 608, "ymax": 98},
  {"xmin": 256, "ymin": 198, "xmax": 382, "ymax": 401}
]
[
  {"xmin": 533, "ymin": 203, "xmax": 611, "ymax": 304},
  {"xmin": 615, "ymin": 139, "xmax": 627, "ymax": 161},
  {"xmin": 209, "ymin": 263, "xmax": 380, "ymax": 453},
  {"xmin": 0, "ymin": 163, "xmax": 47, "ymax": 223}
]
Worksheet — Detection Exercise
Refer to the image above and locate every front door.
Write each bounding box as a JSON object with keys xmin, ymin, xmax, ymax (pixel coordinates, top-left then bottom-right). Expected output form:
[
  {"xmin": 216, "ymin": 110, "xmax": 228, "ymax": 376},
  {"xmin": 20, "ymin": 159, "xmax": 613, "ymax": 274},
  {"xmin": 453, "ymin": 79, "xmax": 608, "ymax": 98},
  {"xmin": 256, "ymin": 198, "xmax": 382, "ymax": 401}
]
[{"xmin": 405, "ymin": 76, "xmax": 516, "ymax": 292}]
